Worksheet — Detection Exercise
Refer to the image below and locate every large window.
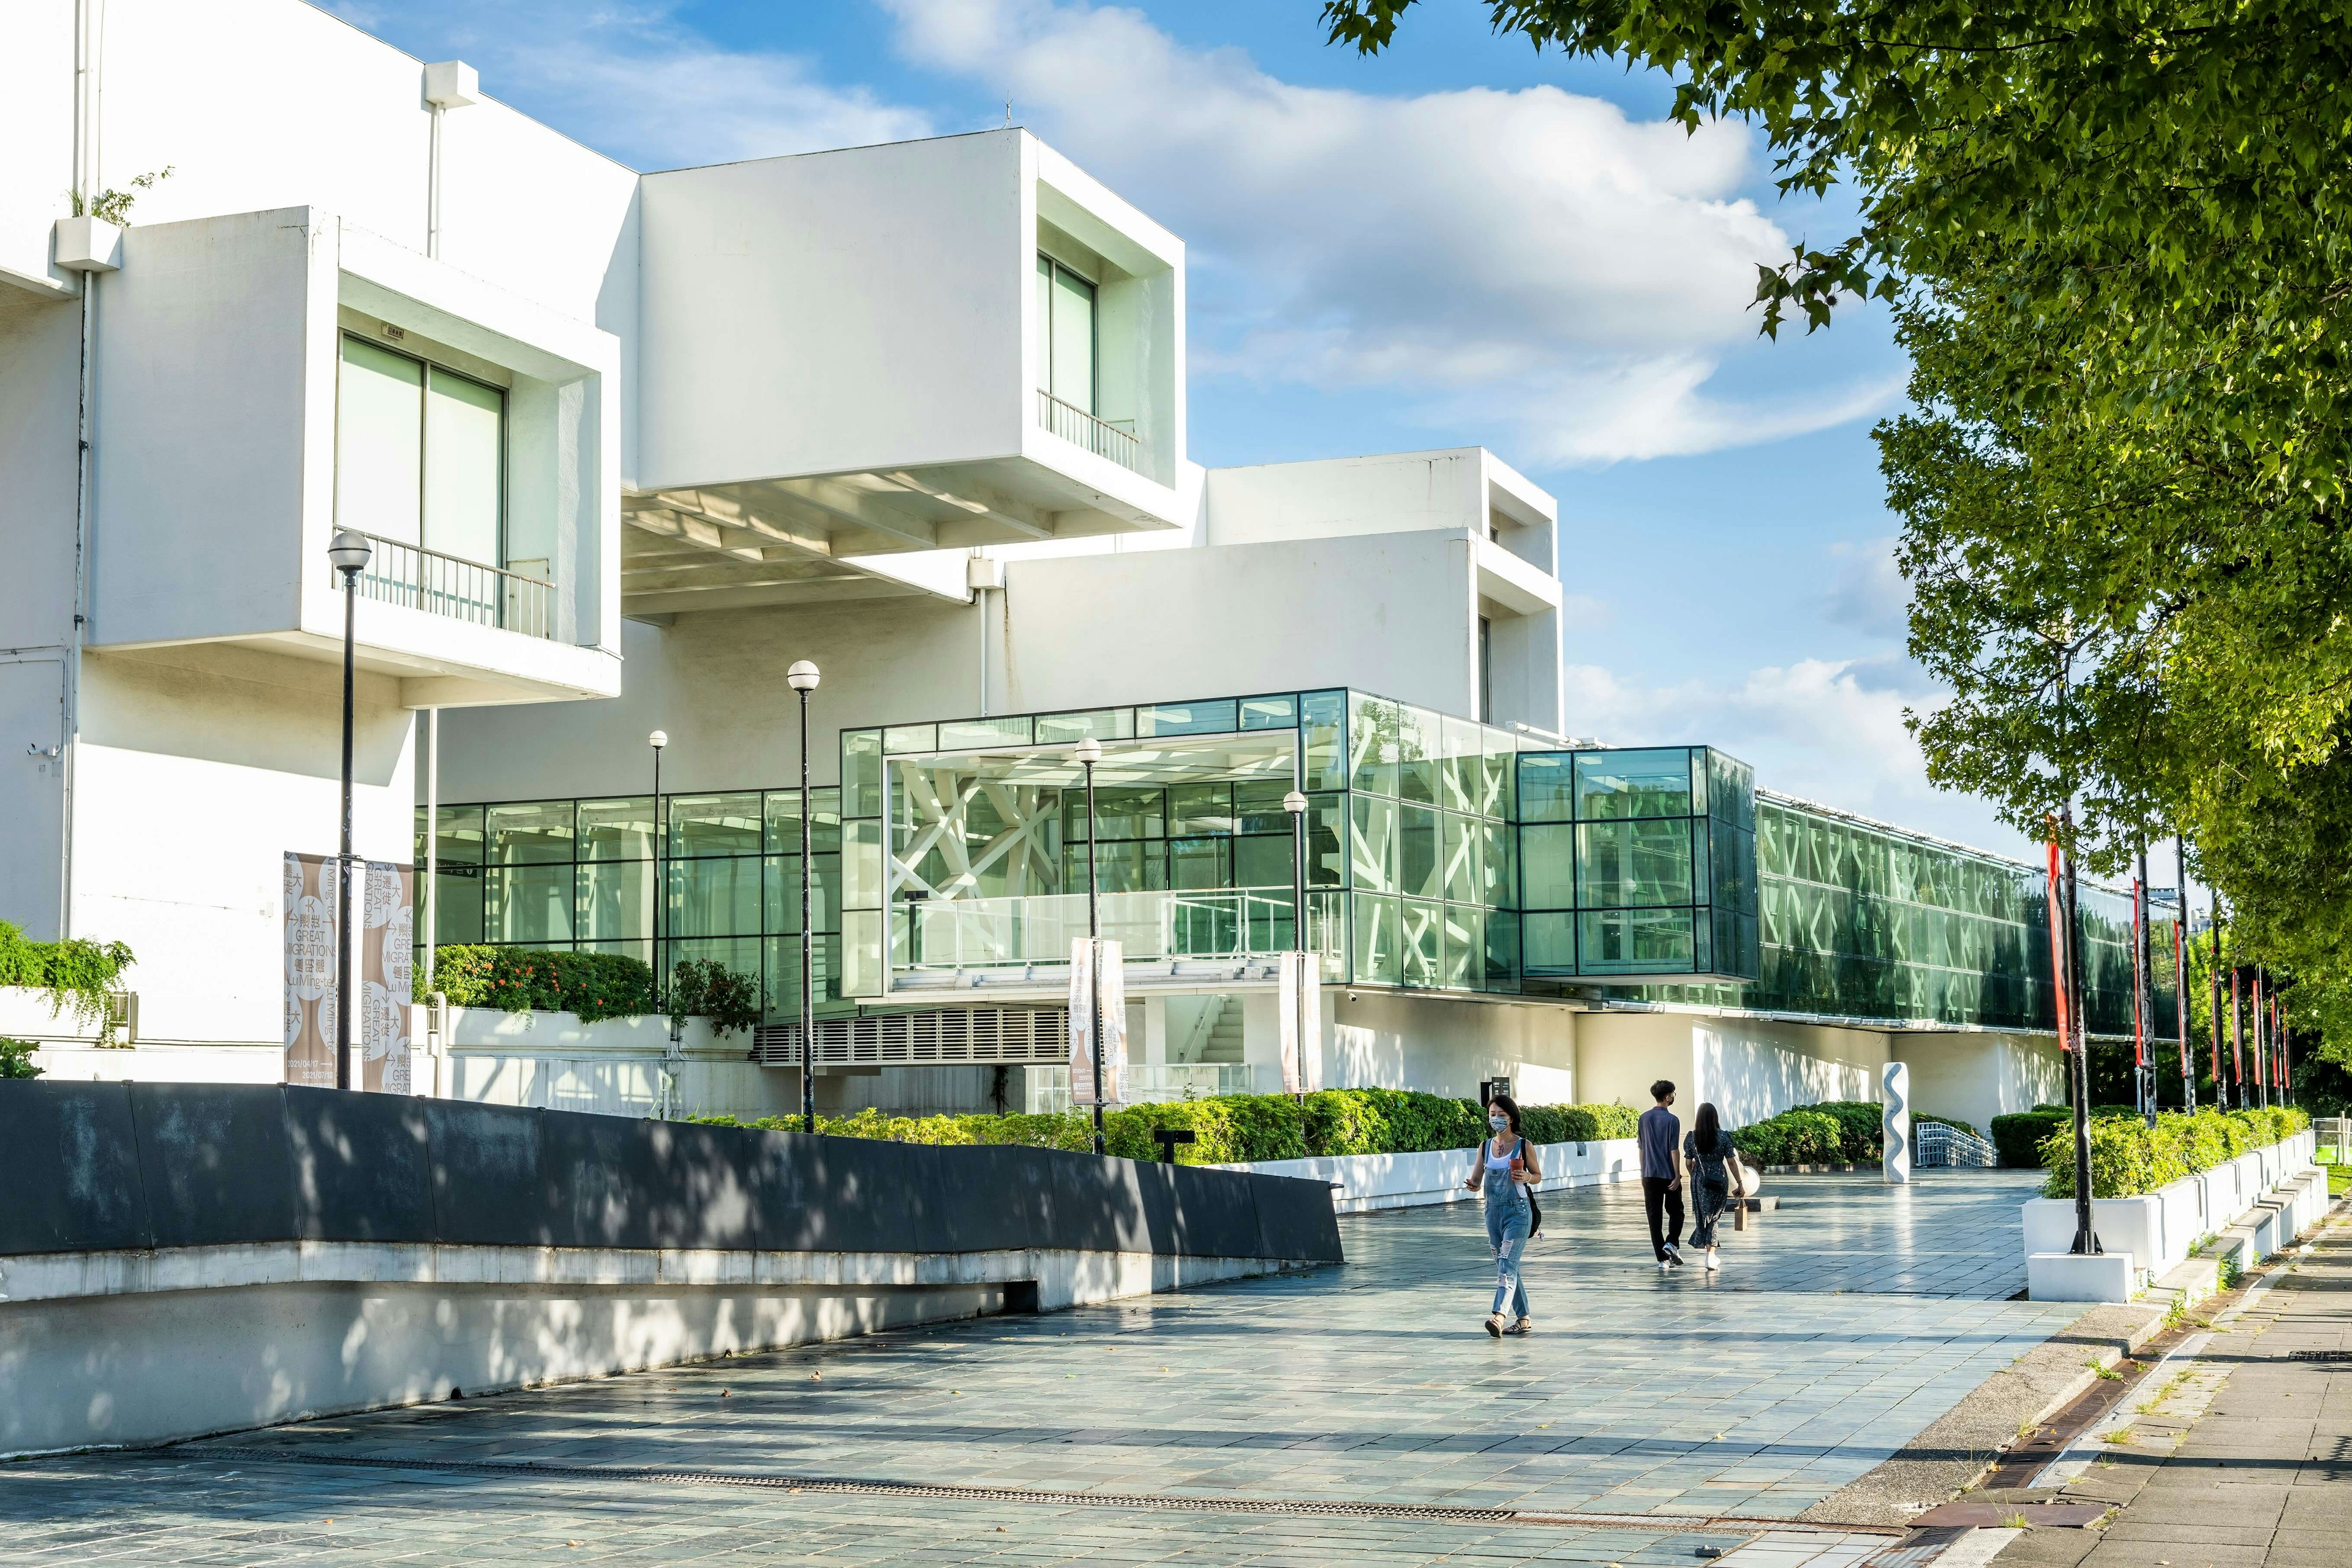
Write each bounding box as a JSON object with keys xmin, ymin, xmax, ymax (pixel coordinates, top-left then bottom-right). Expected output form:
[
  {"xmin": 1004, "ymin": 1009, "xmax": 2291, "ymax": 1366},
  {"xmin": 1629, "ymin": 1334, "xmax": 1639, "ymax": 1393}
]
[
  {"xmin": 1034, "ymin": 254, "xmax": 1097, "ymax": 413},
  {"xmin": 336, "ymin": 334, "xmax": 504, "ymax": 566}
]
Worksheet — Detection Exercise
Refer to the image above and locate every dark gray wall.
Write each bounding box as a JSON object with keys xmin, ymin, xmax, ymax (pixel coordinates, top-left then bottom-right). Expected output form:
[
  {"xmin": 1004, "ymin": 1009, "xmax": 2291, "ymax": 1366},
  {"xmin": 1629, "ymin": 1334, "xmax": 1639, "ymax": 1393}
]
[{"xmin": 0, "ymin": 1083, "xmax": 1343, "ymax": 1264}]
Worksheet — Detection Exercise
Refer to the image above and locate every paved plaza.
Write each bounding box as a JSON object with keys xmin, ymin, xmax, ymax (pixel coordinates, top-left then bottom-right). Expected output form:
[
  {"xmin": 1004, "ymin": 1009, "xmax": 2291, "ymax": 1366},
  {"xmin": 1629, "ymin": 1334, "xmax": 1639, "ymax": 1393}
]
[{"xmin": 0, "ymin": 1170, "xmax": 2078, "ymax": 1566}]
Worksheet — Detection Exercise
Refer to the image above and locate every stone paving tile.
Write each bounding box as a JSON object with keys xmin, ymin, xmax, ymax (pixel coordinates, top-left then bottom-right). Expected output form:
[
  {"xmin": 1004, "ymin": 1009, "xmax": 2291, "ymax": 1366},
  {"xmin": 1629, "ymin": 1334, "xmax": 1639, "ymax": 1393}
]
[{"xmin": 0, "ymin": 1171, "xmax": 2070, "ymax": 1565}]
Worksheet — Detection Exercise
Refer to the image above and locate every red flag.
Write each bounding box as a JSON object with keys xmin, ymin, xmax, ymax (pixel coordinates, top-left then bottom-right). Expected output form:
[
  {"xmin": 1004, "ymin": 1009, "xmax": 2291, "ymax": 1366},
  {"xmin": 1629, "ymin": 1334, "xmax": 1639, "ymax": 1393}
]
[
  {"xmin": 2045, "ymin": 840, "xmax": 2071, "ymax": 1049},
  {"xmin": 2174, "ymin": 920, "xmax": 2190, "ymax": 1079}
]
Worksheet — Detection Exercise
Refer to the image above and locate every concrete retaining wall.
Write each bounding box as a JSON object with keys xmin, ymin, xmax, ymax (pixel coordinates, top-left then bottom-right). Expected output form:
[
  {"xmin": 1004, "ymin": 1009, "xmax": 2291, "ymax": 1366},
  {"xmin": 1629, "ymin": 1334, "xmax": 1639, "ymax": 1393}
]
[
  {"xmin": 2022, "ymin": 1130, "xmax": 2321, "ymax": 1299},
  {"xmin": 0, "ymin": 1081, "xmax": 1341, "ymax": 1455}
]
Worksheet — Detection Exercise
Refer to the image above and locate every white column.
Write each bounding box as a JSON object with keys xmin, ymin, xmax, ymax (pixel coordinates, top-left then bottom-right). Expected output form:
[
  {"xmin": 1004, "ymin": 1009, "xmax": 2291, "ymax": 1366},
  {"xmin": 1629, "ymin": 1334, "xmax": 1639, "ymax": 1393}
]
[{"xmin": 1882, "ymin": 1061, "xmax": 1912, "ymax": 1184}]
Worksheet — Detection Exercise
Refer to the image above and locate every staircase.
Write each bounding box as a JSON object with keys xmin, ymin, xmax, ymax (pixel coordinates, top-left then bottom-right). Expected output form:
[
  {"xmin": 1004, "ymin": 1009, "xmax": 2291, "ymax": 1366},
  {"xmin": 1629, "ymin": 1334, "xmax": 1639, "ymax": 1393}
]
[{"xmin": 1203, "ymin": 997, "xmax": 1245, "ymax": 1063}]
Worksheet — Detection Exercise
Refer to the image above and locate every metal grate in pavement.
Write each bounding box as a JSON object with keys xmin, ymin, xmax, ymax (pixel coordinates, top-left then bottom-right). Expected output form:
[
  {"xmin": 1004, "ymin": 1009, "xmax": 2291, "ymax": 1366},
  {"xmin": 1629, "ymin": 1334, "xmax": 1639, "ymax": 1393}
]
[
  {"xmin": 196, "ymin": 1447, "xmax": 1898, "ymax": 1535},
  {"xmin": 2288, "ymin": 1350, "xmax": 2352, "ymax": 1362}
]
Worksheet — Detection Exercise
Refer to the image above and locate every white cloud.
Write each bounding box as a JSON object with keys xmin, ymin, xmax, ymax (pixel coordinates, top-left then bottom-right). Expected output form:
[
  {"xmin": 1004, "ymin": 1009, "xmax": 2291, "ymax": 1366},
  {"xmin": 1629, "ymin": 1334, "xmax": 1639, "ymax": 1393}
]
[
  {"xmin": 330, "ymin": 1, "xmax": 933, "ymax": 169},
  {"xmin": 1563, "ymin": 657, "xmax": 2032, "ymax": 856},
  {"xmin": 1822, "ymin": 535, "xmax": 1910, "ymax": 642},
  {"xmin": 883, "ymin": 0, "xmax": 1899, "ymax": 463}
]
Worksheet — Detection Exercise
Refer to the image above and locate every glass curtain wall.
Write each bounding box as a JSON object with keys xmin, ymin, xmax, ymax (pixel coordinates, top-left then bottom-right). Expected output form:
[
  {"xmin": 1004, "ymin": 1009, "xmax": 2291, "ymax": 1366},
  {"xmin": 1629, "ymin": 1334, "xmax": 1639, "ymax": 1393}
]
[
  {"xmin": 415, "ymin": 787, "xmax": 843, "ymax": 1017},
  {"xmin": 1637, "ymin": 796, "xmax": 2173, "ymax": 1036}
]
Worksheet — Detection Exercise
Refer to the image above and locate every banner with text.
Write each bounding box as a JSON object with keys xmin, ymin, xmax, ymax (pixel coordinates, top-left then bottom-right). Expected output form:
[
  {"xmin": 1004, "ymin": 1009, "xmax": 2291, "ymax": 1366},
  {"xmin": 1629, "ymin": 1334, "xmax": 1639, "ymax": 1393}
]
[{"xmin": 1067, "ymin": 937, "xmax": 1128, "ymax": 1106}]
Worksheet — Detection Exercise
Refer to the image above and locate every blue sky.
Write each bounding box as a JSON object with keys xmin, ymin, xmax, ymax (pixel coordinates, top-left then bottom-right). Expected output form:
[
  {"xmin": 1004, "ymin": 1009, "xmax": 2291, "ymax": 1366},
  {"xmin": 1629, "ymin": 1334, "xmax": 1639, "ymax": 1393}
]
[{"xmin": 334, "ymin": 0, "xmax": 2022, "ymax": 857}]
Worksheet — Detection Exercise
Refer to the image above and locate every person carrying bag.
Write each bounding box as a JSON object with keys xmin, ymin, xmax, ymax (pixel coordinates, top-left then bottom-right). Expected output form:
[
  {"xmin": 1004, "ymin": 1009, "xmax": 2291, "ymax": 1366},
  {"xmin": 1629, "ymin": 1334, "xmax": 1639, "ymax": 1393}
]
[{"xmin": 1463, "ymin": 1093, "xmax": 1540, "ymax": 1336}]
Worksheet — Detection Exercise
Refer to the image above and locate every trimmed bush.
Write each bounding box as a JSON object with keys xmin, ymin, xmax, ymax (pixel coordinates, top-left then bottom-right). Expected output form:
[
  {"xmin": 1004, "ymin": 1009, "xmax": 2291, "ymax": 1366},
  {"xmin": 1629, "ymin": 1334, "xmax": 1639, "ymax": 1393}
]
[
  {"xmin": 1731, "ymin": 1107, "xmax": 1845, "ymax": 1166},
  {"xmin": 691, "ymin": 1091, "xmax": 1645, "ymax": 1164},
  {"xmin": 2038, "ymin": 1105, "xmax": 2310, "ymax": 1198},
  {"xmin": 1814, "ymin": 1100, "xmax": 1885, "ymax": 1161},
  {"xmin": 1992, "ymin": 1109, "xmax": 2071, "ymax": 1168},
  {"xmin": 427, "ymin": 945, "xmax": 658, "ymax": 1022}
]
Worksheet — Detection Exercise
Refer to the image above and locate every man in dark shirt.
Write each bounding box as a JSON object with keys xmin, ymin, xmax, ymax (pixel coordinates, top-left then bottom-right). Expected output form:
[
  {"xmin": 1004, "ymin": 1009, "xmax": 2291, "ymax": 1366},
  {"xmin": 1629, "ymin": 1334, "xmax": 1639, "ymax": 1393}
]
[{"xmin": 1638, "ymin": 1080, "xmax": 1685, "ymax": 1269}]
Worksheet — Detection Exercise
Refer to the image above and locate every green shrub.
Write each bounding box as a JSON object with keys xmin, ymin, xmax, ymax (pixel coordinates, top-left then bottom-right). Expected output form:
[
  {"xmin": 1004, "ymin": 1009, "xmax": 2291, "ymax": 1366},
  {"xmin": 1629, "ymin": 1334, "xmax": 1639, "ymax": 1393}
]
[
  {"xmin": 0, "ymin": 1037, "xmax": 42, "ymax": 1079},
  {"xmin": 1732, "ymin": 1107, "xmax": 1845, "ymax": 1166},
  {"xmin": 2039, "ymin": 1104, "xmax": 2310, "ymax": 1198},
  {"xmin": 0, "ymin": 920, "xmax": 135, "ymax": 1042},
  {"xmin": 426, "ymin": 944, "xmax": 665, "ymax": 1023},
  {"xmin": 1815, "ymin": 1100, "xmax": 1885, "ymax": 1161},
  {"xmin": 666, "ymin": 958, "xmax": 761, "ymax": 1037},
  {"xmin": 1992, "ymin": 1109, "xmax": 2072, "ymax": 1167}
]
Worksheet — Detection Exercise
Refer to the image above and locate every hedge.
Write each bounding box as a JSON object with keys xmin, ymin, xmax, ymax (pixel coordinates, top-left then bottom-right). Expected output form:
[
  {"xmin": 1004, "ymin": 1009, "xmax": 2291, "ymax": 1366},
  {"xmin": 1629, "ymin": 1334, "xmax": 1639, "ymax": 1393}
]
[
  {"xmin": 1992, "ymin": 1109, "xmax": 2071, "ymax": 1169},
  {"xmin": 424, "ymin": 945, "xmax": 656, "ymax": 1023},
  {"xmin": 692, "ymin": 1090, "xmax": 1645, "ymax": 1164},
  {"xmin": 2038, "ymin": 1105, "xmax": 2312, "ymax": 1199}
]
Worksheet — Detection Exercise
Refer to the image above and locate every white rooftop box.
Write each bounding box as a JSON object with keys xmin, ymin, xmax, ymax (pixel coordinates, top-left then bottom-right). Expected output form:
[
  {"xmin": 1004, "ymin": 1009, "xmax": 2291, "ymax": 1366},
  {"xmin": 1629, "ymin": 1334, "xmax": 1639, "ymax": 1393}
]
[{"xmin": 629, "ymin": 129, "xmax": 1186, "ymax": 616}]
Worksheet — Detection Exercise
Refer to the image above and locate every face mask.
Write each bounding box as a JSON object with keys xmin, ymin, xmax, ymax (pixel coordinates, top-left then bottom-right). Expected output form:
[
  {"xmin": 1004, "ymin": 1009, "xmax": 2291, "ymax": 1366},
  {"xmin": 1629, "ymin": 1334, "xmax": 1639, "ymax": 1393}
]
[{"xmin": 1489, "ymin": 1114, "xmax": 1509, "ymax": 1130}]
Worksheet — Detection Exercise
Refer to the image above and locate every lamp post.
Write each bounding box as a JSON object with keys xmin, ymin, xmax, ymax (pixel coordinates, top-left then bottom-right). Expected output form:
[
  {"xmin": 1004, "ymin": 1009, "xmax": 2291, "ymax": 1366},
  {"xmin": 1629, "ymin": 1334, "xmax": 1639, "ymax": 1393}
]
[
  {"xmin": 326, "ymin": 528, "xmax": 372, "ymax": 1093},
  {"xmin": 648, "ymin": 730, "xmax": 667, "ymax": 1008},
  {"xmin": 1283, "ymin": 787, "xmax": 1309, "ymax": 964},
  {"xmin": 2174, "ymin": 840, "xmax": 2194, "ymax": 1112},
  {"xmin": 1076, "ymin": 736, "xmax": 1104, "ymax": 1155},
  {"xmin": 787, "ymin": 660, "xmax": 821, "ymax": 1136}
]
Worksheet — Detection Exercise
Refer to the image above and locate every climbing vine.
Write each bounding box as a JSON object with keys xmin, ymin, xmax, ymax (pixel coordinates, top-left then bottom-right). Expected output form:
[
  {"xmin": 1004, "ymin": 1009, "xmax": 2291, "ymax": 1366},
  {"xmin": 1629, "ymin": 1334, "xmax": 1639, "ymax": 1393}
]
[{"xmin": 0, "ymin": 921, "xmax": 136, "ymax": 1043}]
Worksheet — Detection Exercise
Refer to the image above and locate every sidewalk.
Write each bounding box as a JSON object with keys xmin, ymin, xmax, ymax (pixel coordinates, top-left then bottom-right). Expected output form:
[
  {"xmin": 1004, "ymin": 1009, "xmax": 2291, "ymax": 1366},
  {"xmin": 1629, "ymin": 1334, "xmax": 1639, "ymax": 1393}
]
[{"xmin": 1996, "ymin": 1213, "xmax": 2352, "ymax": 1568}]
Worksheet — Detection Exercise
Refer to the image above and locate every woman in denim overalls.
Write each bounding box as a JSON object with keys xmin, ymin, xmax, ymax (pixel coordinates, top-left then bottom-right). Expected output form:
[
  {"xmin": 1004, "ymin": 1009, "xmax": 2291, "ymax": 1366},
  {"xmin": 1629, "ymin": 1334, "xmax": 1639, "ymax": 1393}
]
[{"xmin": 1462, "ymin": 1092, "xmax": 1540, "ymax": 1336}]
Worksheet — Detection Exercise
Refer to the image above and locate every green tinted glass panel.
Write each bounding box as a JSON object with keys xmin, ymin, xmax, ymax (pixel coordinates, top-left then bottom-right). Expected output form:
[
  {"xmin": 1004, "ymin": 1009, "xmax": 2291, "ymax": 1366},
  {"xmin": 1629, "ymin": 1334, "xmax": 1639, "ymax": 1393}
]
[
  {"xmin": 1396, "ymin": 705, "xmax": 1441, "ymax": 805},
  {"xmin": 1169, "ymin": 783, "xmax": 1234, "ymax": 835},
  {"xmin": 1036, "ymin": 709, "xmax": 1133, "ymax": 744},
  {"xmin": 486, "ymin": 864, "xmax": 573, "ymax": 942},
  {"xmin": 1065, "ymin": 840, "xmax": 1164, "ymax": 894},
  {"xmin": 1138, "ymin": 699, "xmax": 1238, "ymax": 736},
  {"xmin": 938, "ymin": 716, "xmax": 1033, "ymax": 750},
  {"xmin": 671, "ymin": 935, "xmax": 760, "ymax": 989},
  {"xmin": 842, "ymin": 730, "xmax": 883, "ymax": 819},
  {"xmin": 1235, "ymin": 834, "xmax": 1293, "ymax": 891},
  {"xmin": 1517, "ymin": 755, "xmax": 1575, "ymax": 822},
  {"xmin": 1483, "ymin": 908, "xmax": 1521, "ymax": 989},
  {"xmin": 1523, "ymin": 911, "xmax": 1575, "ymax": 976},
  {"xmin": 670, "ymin": 857, "xmax": 761, "ymax": 937},
  {"xmin": 763, "ymin": 933, "xmax": 841, "ymax": 1017},
  {"xmin": 1233, "ymin": 780, "xmax": 1292, "ymax": 834},
  {"xmin": 428, "ymin": 804, "xmax": 484, "ymax": 865},
  {"xmin": 1169, "ymin": 837, "xmax": 1231, "ymax": 891},
  {"xmin": 1401, "ymin": 900, "xmax": 1441, "ymax": 987},
  {"xmin": 1442, "ymin": 812, "xmax": 1480, "ymax": 903},
  {"xmin": 842, "ymin": 910, "xmax": 884, "ymax": 997},
  {"xmin": 1349, "ymin": 692, "xmax": 1399, "ymax": 797},
  {"xmin": 1689, "ymin": 750, "xmax": 1710, "ymax": 817},
  {"xmin": 578, "ymin": 861, "xmax": 652, "ymax": 942},
  {"xmin": 578, "ymin": 797, "xmax": 655, "ymax": 861},
  {"xmin": 486, "ymin": 801, "xmax": 573, "ymax": 864},
  {"xmin": 842, "ymin": 820, "xmax": 883, "ymax": 909},
  {"xmin": 763, "ymin": 854, "xmax": 842, "ymax": 935},
  {"xmin": 1306, "ymin": 796, "xmax": 1346, "ymax": 887},
  {"xmin": 1399, "ymin": 801, "xmax": 1441, "ymax": 899},
  {"xmin": 1069, "ymin": 785, "xmax": 1164, "ymax": 842},
  {"xmin": 1352, "ymin": 894, "xmax": 1400, "ymax": 983},
  {"xmin": 428, "ymin": 865, "xmax": 484, "ymax": 944},
  {"xmin": 1301, "ymin": 690, "xmax": 1347, "ymax": 793},
  {"xmin": 764, "ymin": 788, "xmax": 842, "ymax": 856},
  {"xmin": 1579, "ymin": 908, "xmax": 1697, "ymax": 973},
  {"xmin": 1577, "ymin": 818, "xmax": 1695, "ymax": 907},
  {"xmin": 1575, "ymin": 749, "xmax": 1694, "ymax": 820},
  {"xmin": 1481, "ymin": 820, "xmax": 1517, "ymax": 908},
  {"xmin": 1520, "ymin": 823, "xmax": 1576, "ymax": 908},
  {"xmin": 883, "ymin": 723, "xmax": 937, "ymax": 754},
  {"xmin": 1482, "ymin": 729, "xmax": 1515, "ymax": 820},
  {"xmin": 1351, "ymin": 794, "xmax": 1399, "ymax": 893},
  {"xmin": 1241, "ymin": 694, "xmax": 1297, "ymax": 729},
  {"xmin": 1444, "ymin": 904, "xmax": 1482, "ymax": 990},
  {"xmin": 669, "ymin": 792, "xmax": 761, "ymax": 858},
  {"xmin": 1441, "ymin": 716, "xmax": 1482, "ymax": 814}
]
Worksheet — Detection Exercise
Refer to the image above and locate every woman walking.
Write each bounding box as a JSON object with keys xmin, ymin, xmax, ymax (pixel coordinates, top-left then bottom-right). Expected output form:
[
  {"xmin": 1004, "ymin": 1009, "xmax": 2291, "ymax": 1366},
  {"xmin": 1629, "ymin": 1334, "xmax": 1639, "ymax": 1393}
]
[
  {"xmin": 1683, "ymin": 1101, "xmax": 1745, "ymax": 1272},
  {"xmin": 1463, "ymin": 1093, "xmax": 1541, "ymax": 1336}
]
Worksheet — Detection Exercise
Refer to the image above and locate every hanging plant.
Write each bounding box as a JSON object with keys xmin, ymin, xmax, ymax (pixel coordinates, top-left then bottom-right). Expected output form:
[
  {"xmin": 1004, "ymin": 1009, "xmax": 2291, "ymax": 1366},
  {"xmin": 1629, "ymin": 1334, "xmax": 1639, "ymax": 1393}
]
[{"xmin": 0, "ymin": 921, "xmax": 135, "ymax": 1044}]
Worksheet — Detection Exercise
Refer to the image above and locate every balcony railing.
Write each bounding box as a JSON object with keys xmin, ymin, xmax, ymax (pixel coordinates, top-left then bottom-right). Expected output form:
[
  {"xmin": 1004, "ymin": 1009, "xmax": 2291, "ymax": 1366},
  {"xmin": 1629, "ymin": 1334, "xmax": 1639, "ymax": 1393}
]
[
  {"xmin": 897, "ymin": 886, "xmax": 1343, "ymax": 977},
  {"xmin": 1036, "ymin": 388, "xmax": 1145, "ymax": 476},
  {"xmin": 331, "ymin": 532, "xmax": 553, "ymax": 639}
]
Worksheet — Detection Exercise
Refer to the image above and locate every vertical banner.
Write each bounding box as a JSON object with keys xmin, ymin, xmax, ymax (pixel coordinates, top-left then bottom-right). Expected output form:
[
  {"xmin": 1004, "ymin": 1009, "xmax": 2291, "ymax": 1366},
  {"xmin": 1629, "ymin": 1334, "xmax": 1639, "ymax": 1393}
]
[
  {"xmin": 1277, "ymin": 950, "xmax": 1323, "ymax": 1094},
  {"xmin": 284, "ymin": 853, "xmax": 339, "ymax": 1087},
  {"xmin": 284, "ymin": 854, "xmax": 413, "ymax": 1091},
  {"xmin": 362, "ymin": 861, "xmax": 415, "ymax": 1093},
  {"xmin": 1068, "ymin": 937, "xmax": 1127, "ymax": 1106},
  {"xmin": 2044, "ymin": 841, "xmax": 2072, "ymax": 1049}
]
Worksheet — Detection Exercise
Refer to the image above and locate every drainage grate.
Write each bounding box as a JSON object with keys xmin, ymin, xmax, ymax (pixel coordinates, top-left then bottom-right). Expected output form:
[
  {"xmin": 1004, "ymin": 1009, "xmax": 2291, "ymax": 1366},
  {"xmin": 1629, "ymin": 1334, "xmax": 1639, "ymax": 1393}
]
[
  {"xmin": 194, "ymin": 1448, "xmax": 1890, "ymax": 1535},
  {"xmin": 2288, "ymin": 1350, "xmax": 2352, "ymax": 1362}
]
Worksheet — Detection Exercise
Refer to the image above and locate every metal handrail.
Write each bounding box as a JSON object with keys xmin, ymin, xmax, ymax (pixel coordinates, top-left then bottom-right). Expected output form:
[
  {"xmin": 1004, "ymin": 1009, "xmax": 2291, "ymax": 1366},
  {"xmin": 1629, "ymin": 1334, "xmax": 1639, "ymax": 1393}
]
[
  {"xmin": 331, "ymin": 531, "xmax": 552, "ymax": 638},
  {"xmin": 1036, "ymin": 388, "xmax": 1145, "ymax": 475},
  {"xmin": 900, "ymin": 886, "xmax": 1342, "ymax": 973}
]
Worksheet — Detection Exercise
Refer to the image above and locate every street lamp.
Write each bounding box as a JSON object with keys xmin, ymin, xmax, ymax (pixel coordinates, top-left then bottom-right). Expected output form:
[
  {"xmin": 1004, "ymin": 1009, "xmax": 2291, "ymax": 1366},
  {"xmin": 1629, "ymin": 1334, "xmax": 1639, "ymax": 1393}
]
[
  {"xmin": 648, "ymin": 730, "xmax": 667, "ymax": 1008},
  {"xmin": 1283, "ymin": 788, "xmax": 1309, "ymax": 962},
  {"xmin": 326, "ymin": 527, "xmax": 372, "ymax": 1093},
  {"xmin": 787, "ymin": 660, "xmax": 821, "ymax": 1135},
  {"xmin": 1076, "ymin": 736, "xmax": 1104, "ymax": 1154}
]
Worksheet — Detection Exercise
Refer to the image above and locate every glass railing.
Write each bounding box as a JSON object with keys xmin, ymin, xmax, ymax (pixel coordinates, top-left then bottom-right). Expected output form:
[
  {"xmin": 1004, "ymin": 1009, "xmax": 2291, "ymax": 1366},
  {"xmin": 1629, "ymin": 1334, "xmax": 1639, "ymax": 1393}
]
[
  {"xmin": 1037, "ymin": 388, "xmax": 1145, "ymax": 475},
  {"xmin": 1025, "ymin": 1062, "xmax": 1273, "ymax": 1113},
  {"xmin": 899, "ymin": 886, "xmax": 1342, "ymax": 973},
  {"xmin": 333, "ymin": 531, "xmax": 553, "ymax": 639}
]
